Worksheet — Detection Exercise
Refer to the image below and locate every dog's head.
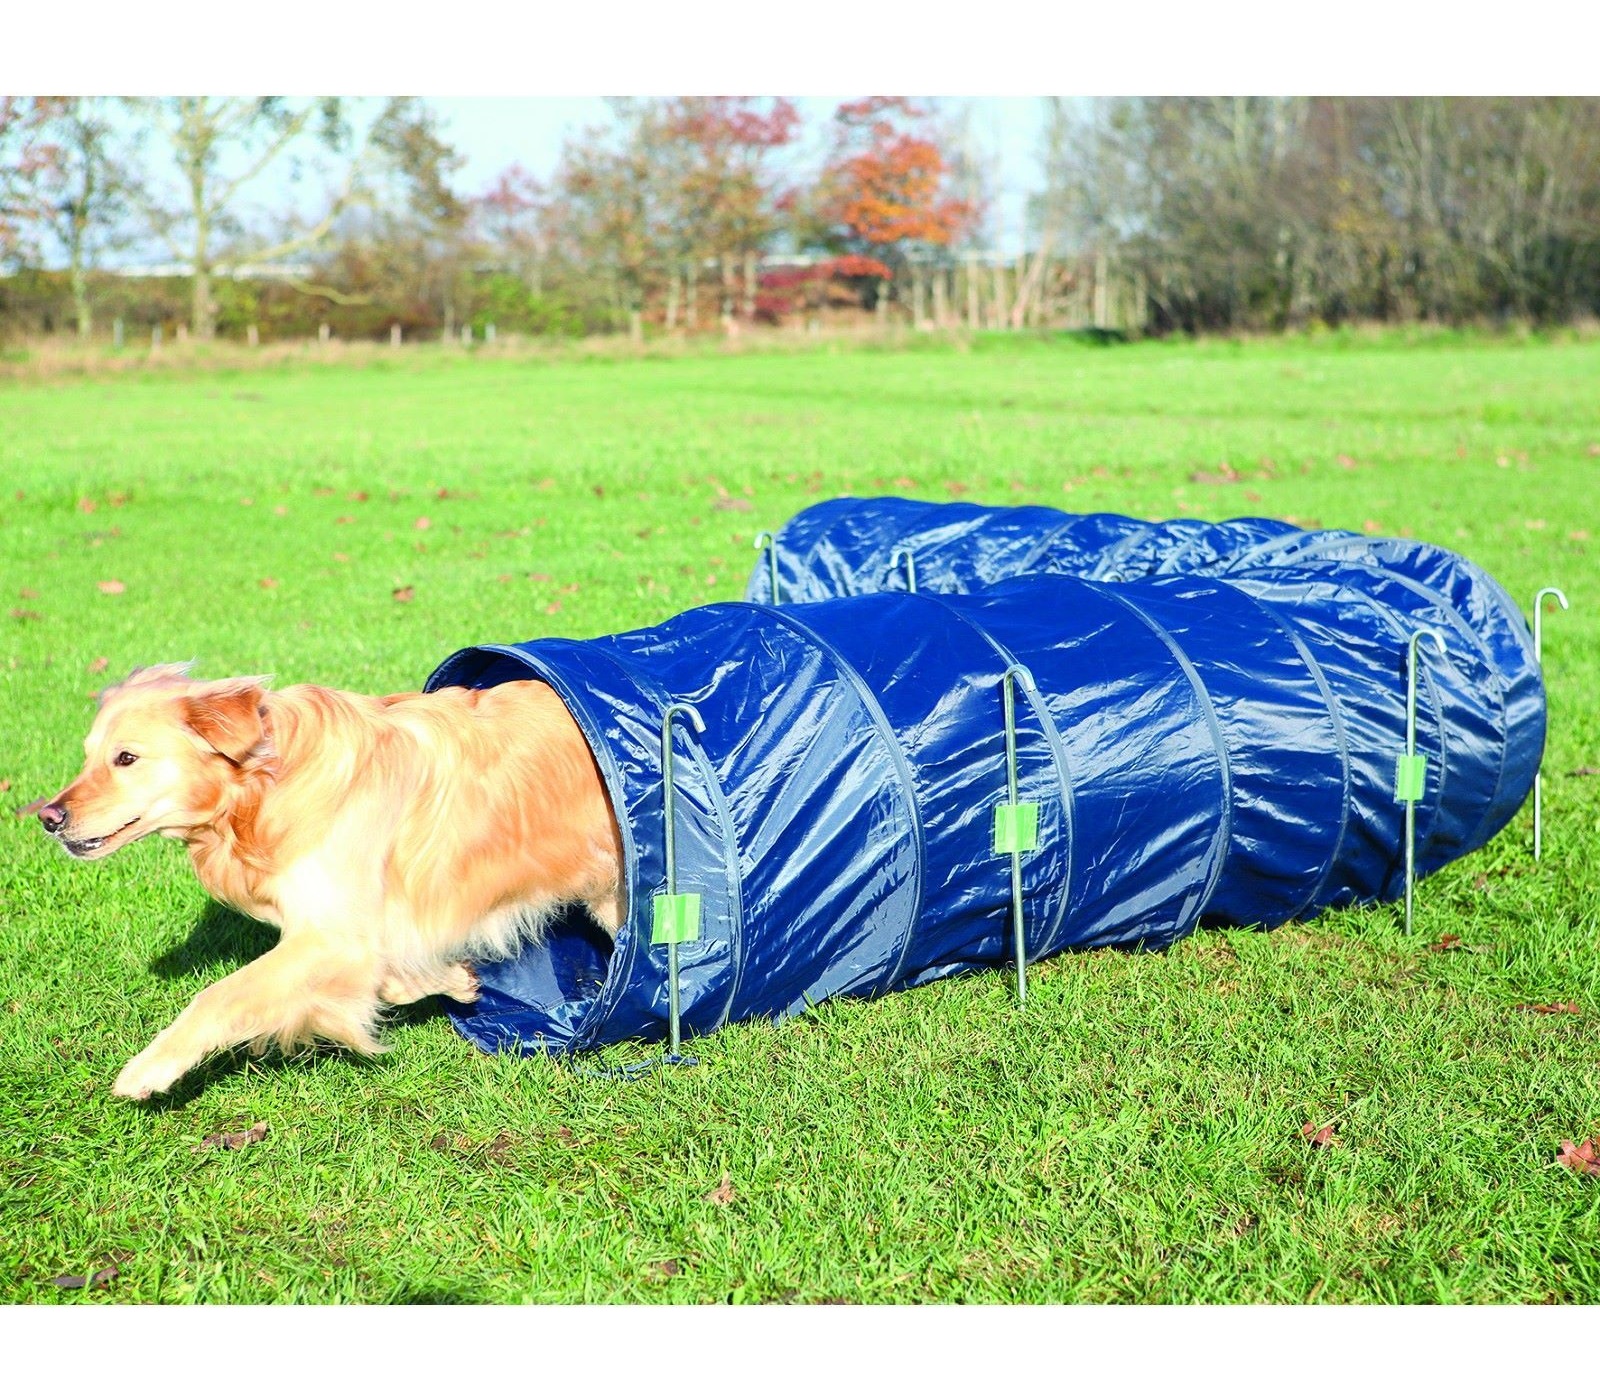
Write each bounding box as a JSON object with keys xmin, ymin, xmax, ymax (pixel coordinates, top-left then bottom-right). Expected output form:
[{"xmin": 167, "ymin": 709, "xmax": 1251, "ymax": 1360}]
[{"xmin": 40, "ymin": 664, "xmax": 272, "ymax": 859}]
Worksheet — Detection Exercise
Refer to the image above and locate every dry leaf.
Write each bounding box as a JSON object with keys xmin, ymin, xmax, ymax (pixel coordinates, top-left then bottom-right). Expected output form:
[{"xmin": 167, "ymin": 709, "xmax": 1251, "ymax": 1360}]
[
  {"xmin": 1524, "ymin": 519, "xmax": 1547, "ymax": 531},
  {"xmin": 332, "ymin": 552, "xmax": 349, "ymax": 563},
  {"xmin": 77, "ymin": 497, "xmax": 98, "ymax": 513},
  {"xmin": 1336, "ymin": 454, "xmax": 1358, "ymax": 468},
  {"xmin": 349, "ymin": 490, "xmax": 369, "ymax": 502},
  {"xmin": 704, "ymin": 1172, "xmax": 736, "ymax": 1205},
  {"xmin": 414, "ymin": 516, "xmax": 432, "ymax": 531},
  {"xmin": 713, "ymin": 496, "xmax": 754, "ymax": 513},
  {"xmin": 15, "ymin": 795, "xmax": 48, "ymax": 817},
  {"xmin": 529, "ymin": 572, "xmax": 552, "ymax": 582},
  {"xmin": 240, "ymin": 496, "xmax": 254, "ymax": 506},
  {"xmin": 194, "ymin": 1121, "xmax": 268, "ymax": 1153},
  {"xmin": 9, "ymin": 608, "xmax": 42, "ymax": 622},
  {"xmin": 392, "ymin": 586, "xmax": 415, "ymax": 603},
  {"xmin": 1300, "ymin": 1121, "xmax": 1336, "ymax": 1148},
  {"xmin": 87, "ymin": 657, "xmax": 108, "ymax": 674},
  {"xmin": 52, "ymin": 1266, "xmax": 118, "ymax": 1289},
  {"xmin": 96, "ymin": 580, "xmax": 125, "ymax": 595},
  {"xmin": 1568, "ymin": 766, "xmax": 1600, "ymax": 778},
  {"xmin": 335, "ymin": 515, "xmax": 355, "ymax": 525},
  {"xmin": 543, "ymin": 602, "xmax": 562, "ymax": 615},
  {"xmin": 258, "ymin": 578, "xmax": 278, "ymax": 590},
  {"xmin": 592, "ymin": 485, "xmax": 605, "ymax": 498},
  {"xmin": 1431, "ymin": 933, "xmax": 1463, "ymax": 953},
  {"xmin": 1556, "ymin": 1139, "xmax": 1600, "ymax": 1177},
  {"xmin": 0, "ymin": 778, "xmax": 9, "ymax": 792},
  {"xmin": 1516, "ymin": 1001, "xmax": 1581, "ymax": 1015},
  {"xmin": 649, "ymin": 1259, "xmax": 682, "ymax": 1279},
  {"xmin": 18, "ymin": 587, "xmax": 38, "ymax": 599},
  {"xmin": 273, "ymin": 506, "xmax": 287, "ymax": 517}
]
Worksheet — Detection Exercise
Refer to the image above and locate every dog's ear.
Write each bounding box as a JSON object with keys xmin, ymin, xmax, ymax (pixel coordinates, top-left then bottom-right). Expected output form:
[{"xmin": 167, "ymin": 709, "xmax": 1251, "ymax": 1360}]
[{"xmin": 183, "ymin": 679, "xmax": 270, "ymax": 765}]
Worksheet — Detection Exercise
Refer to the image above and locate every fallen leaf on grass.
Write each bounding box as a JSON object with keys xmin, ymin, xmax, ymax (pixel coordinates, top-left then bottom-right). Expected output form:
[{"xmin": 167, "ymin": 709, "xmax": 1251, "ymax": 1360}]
[
  {"xmin": 273, "ymin": 506, "xmax": 287, "ymax": 517},
  {"xmin": 87, "ymin": 657, "xmax": 108, "ymax": 674},
  {"xmin": 1557, "ymin": 1139, "xmax": 1600, "ymax": 1177},
  {"xmin": 14, "ymin": 795, "xmax": 48, "ymax": 817},
  {"xmin": 96, "ymin": 580, "xmax": 125, "ymax": 595},
  {"xmin": 704, "ymin": 1172, "xmax": 736, "ymax": 1205},
  {"xmin": 414, "ymin": 516, "xmax": 432, "ymax": 531},
  {"xmin": 713, "ymin": 496, "xmax": 754, "ymax": 514},
  {"xmin": 1300, "ymin": 1121, "xmax": 1336, "ymax": 1148},
  {"xmin": 335, "ymin": 515, "xmax": 355, "ymax": 525},
  {"xmin": 10, "ymin": 608, "xmax": 42, "ymax": 622},
  {"xmin": 52, "ymin": 1266, "xmax": 117, "ymax": 1290},
  {"xmin": 648, "ymin": 1259, "xmax": 682, "ymax": 1279},
  {"xmin": 543, "ymin": 602, "xmax": 562, "ymax": 615},
  {"xmin": 1516, "ymin": 1001, "xmax": 1581, "ymax": 1015},
  {"xmin": 1430, "ymin": 934, "xmax": 1463, "ymax": 953},
  {"xmin": 349, "ymin": 490, "xmax": 369, "ymax": 502},
  {"xmin": 258, "ymin": 578, "xmax": 278, "ymax": 590},
  {"xmin": 0, "ymin": 778, "xmax": 8, "ymax": 792},
  {"xmin": 193, "ymin": 1122, "xmax": 268, "ymax": 1153},
  {"xmin": 1567, "ymin": 766, "xmax": 1600, "ymax": 778},
  {"xmin": 18, "ymin": 587, "xmax": 38, "ymax": 599},
  {"xmin": 392, "ymin": 586, "xmax": 414, "ymax": 603}
]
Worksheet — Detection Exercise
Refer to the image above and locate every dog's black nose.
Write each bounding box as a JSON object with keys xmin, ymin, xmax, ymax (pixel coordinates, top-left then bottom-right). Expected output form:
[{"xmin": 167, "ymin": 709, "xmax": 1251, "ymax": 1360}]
[{"xmin": 39, "ymin": 803, "xmax": 68, "ymax": 834}]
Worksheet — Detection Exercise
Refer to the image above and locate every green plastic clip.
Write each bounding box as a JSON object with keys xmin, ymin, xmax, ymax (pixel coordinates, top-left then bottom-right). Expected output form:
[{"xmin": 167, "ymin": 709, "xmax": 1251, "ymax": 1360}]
[
  {"xmin": 993, "ymin": 802, "xmax": 1040, "ymax": 855},
  {"xmin": 652, "ymin": 892, "xmax": 702, "ymax": 946},
  {"xmin": 1393, "ymin": 753, "xmax": 1426, "ymax": 804}
]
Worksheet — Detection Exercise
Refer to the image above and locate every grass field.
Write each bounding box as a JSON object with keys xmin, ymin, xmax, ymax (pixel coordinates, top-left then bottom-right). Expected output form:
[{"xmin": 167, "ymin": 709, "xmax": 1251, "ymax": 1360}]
[{"xmin": 2, "ymin": 332, "xmax": 1597, "ymax": 1304}]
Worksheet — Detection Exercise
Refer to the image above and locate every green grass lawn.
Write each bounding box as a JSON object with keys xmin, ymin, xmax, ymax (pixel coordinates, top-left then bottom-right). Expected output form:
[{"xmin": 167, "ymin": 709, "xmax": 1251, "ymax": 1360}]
[{"xmin": 2, "ymin": 332, "xmax": 1597, "ymax": 1304}]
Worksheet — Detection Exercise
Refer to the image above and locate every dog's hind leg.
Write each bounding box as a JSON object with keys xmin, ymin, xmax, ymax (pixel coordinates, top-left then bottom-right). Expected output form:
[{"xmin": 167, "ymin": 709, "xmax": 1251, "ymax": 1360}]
[
  {"xmin": 111, "ymin": 936, "xmax": 383, "ymax": 1100},
  {"xmin": 377, "ymin": 962, "xmax": 479, "ymax": 1007}
]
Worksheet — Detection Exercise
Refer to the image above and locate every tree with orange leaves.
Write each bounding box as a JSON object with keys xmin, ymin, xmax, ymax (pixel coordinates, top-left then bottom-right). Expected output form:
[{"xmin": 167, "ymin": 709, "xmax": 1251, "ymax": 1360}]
[{"xmin": 810, "ymin": 97, "xmax": 975, "ymax": 304}]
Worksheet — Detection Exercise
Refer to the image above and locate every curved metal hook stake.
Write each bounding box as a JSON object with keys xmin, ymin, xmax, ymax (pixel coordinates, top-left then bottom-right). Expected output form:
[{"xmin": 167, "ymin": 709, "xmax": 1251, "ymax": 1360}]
[
  {"xmin": 659, "ymin": 702, "xmax": 707, "ymax": 1059},
  {"xmin": 753, "ymin": 531, "xmax": 780, "ymax": 605},
  {"xmin": 1532, "ymin": 586, "xmax": 1569, "ymax": 860},
  {"xmin": 999, "ymin": 664, "xmax": 1039, "ymax": 1007},
  {"xmin": 888, "ymin": 547, "xmax": 918, "ymax": 595},
  {"xmin": 1401, "ymin": 628, "xmax": 1445, "ymax": 941}
]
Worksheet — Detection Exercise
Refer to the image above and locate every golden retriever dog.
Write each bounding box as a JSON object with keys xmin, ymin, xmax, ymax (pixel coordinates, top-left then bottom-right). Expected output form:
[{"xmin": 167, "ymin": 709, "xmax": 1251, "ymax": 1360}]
[{"xmin": 39, "ymin": 664, "xmax": 625, "ymax": 1099}]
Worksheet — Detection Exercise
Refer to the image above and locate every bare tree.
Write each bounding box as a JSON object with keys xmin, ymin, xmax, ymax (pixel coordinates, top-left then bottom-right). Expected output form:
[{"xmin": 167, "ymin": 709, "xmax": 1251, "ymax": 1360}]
[
  {"xmin": 135, "ymin": 97, "xmax": 376, "ymax": 338},
  {"xmin": 37, "ymin": 98, "xmax": 137, "ymax": 337}
]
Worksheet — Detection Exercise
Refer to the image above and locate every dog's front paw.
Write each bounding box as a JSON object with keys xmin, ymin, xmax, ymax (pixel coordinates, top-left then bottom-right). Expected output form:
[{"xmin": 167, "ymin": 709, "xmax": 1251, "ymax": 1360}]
[{"xmin": 111, "ymin": 1049, "xmax": 186, "ymax": 1100}]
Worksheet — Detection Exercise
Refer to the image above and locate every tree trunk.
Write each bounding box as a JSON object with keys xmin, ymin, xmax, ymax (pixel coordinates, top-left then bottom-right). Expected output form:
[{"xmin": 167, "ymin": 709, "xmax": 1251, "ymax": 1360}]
[
  {"xmin": 932, "ymin": 268, "xmax": 947, "ymax": 327},
  {"xmin": 687, "ymin": 258, "xmax": 698, "ymax": 329},
  {"xmin": 743, "ymin": 249, "xmax": 757, "ymax": 321},
  {"xmin": 665, "ymin": 266, "xmax": 680, "ymax": 330},
  {"xmin": 966, "ymin": 261, "xmax": 979, "ymax": 327}
]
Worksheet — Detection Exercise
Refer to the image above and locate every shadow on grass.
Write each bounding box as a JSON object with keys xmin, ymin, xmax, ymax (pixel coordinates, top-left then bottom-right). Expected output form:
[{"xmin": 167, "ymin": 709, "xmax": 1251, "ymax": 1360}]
[{"xmin": 150, "ymin": 901, "xmax": 274, "ymax": 980}]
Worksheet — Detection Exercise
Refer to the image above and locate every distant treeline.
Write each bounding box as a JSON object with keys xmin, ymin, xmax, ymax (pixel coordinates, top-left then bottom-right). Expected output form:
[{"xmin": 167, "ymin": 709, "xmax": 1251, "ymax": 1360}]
[
  {"xmin": 3, "ymin": 96, "xmax": 1598, "ymax": 345},
  {"xmin": 1041, "ymin": 97, "xmax": 1600, "ymax": 332}
]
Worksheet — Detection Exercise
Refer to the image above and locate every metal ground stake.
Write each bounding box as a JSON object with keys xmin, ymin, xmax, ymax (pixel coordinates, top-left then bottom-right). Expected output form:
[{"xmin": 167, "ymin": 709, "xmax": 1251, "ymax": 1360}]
[
  {"xmin": 888, "ymin": 547, "xmax": 918, "ymax": 594},
  {"xmin": 1532, "ymin": 586, "xmax": 1569, "ymax": 861},
  {"xmin": 656, "ymin": 702, "xmax": 706, "ymax": 1060},
  {"xmin": 1398, "ymin": 628, "xmax": 1445, "ymax": 940},
  {"xmin": 994, "ymin": 665, "xmax": 1040, "ymax": 1005},
  {"xmin": 753, "ymin": 531, "xmax": 780, "ymax": 604}
]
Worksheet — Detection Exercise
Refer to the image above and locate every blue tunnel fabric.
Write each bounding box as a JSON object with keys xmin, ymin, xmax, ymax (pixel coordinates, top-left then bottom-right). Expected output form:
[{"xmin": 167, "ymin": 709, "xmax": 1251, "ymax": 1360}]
[{"xmin": 423, "ymin": 502, "xmax": 1543, "ymax": 1057}]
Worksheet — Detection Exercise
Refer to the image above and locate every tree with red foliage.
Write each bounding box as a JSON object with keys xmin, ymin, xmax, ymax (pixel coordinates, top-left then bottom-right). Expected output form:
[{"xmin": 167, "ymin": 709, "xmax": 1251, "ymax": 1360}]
[{"xmin": 656, "ymin": 97, "xmax": 800, "ymax": 325}]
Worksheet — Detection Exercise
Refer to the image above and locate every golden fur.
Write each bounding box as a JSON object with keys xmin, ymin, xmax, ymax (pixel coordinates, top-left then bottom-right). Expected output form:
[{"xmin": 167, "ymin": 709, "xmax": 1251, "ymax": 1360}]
[{"xmin": 42, "ymin": 664, "xmax": 624, "ymax": 1099}]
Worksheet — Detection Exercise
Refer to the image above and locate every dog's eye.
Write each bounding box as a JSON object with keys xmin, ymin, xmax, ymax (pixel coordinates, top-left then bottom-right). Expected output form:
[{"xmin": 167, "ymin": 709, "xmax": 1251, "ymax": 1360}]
[{"xmin": 113, "ymin": 751, "xmax": 138, "ymax": 767}]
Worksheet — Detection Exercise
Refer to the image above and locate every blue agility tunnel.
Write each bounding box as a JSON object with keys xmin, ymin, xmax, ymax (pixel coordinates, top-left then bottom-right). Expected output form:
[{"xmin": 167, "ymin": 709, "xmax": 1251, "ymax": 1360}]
[{"xmin": 425, "ymin": 503, "xmax": 1543, "ymax": 1058}]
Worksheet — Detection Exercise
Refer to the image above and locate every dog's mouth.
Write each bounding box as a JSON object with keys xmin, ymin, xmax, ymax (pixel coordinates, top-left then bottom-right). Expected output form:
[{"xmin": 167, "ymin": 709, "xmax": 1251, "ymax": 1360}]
[{"xmin": 62, "ymin": 815, "xmax": 142, "ymax": 859}]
